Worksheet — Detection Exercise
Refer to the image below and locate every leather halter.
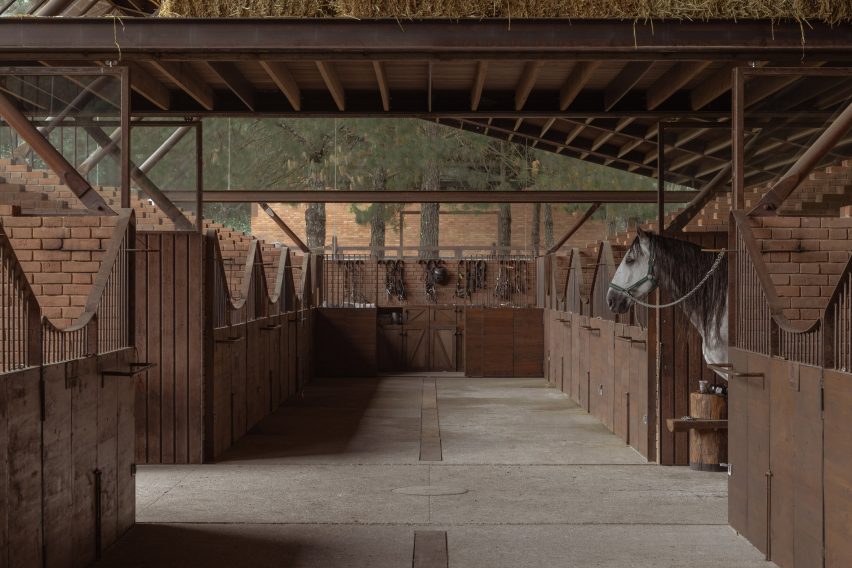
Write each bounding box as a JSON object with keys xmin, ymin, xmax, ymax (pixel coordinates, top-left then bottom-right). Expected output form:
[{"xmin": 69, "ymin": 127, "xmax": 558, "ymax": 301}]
[{"xmin": 608, "ymin": 245, "xmax": 658, "ymax": 296}]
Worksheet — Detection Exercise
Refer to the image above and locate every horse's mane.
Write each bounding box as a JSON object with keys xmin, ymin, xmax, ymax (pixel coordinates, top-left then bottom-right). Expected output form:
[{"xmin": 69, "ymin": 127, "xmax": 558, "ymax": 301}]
[{"xmin": 630, "ymin": 233, "xmax": 728, "ymax": 338}]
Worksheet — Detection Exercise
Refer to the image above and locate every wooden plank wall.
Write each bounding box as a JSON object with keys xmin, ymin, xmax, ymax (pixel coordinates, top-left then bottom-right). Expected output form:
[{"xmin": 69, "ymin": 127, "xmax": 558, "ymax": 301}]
[
  {"xmin": 464, "ymin": 308, "xmax": 544, "ymax": 377},
  {"xmin": 544, "ymin": 309, "xmax": 652, "ymax": 460},
  {"xmin": 314, "ymin": 308, "xmax": 377, "ymax": 377},
  {"xmin": 205, "ymin": 309, "xmax": 314, "ymax": 461},
  {"xmin": 0, "ymin": 349, "xmax": 135, "ymax": 568},
  {"xmin": 727, "ymin": 349, "xmax": 852, "ymax": 568},
  {"xmin": 135, "ymin": 232, "xmax": 204, "ymax": 465},
  {"xmin": 658, "ymin": 231, "xmax": 727, "ymax": 466}
]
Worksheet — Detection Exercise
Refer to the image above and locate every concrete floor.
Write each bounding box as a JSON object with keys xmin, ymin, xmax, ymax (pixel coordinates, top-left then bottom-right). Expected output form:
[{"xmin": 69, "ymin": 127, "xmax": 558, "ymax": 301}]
[{"xmin": 96, "ymin": 376, "xmax": 773, "ymax": 567}]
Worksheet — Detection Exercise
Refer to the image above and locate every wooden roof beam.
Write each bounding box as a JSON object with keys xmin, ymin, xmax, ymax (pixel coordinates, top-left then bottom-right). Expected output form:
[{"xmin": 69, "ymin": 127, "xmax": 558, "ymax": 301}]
[
  {"xmin": 604, "ymin": 62, "xmax": 653, "ymax": 111},
  {"xmin": 647, "ymin": 61, "xmax": 711, "ymax": 110},
  {"xmin": 591, "ymin": 117, "xmax": 634, "ymax": 151},
  {"xmin": 471, "ymin": 61, "xmax": 487, "ymax": 111},
  {"xmin": 206, "ymin": 61, "xmax": 256, "ymax": 112},
  {"xmin": 259, "ymin": 61, "xmax": 301, "ymax": 111},
  {"xmin": 151, "ymin": 60, "xmax": 214, "ymax": 111},
  {"xmin": 127, "ymin": 62, "xmax": 171, "ymax": 111},
  {"xmin": 690, "ymin": 63, "xmax": 738, "ymax": 110},
  {"xmin": 316, "ymin": 61, "xmax": 345, "ymax": 111},
  {"xmin": 372, "ymin": 61, "xmax": 391, "ymax": 111},
  {"xmin": 515, "ymin": 61, "xmax": 543, "ymax": 111},
  {"xmin": 559, "ymin": 61, "xmax": 598, "ymax": 110}
]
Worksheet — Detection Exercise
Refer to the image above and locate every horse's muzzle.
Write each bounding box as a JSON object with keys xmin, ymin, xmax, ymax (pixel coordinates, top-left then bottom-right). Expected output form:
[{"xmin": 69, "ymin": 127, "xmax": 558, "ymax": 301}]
[{"xmin": 606, "ymin": 289, "xmax": 632, "ymax": 314}]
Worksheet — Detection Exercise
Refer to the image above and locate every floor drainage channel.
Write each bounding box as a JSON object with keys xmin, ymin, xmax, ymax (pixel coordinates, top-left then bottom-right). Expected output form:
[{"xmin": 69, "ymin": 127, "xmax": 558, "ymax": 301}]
[
  {"xmin": 420, "ymin": 377, "xmax": 442, "ymax": 461},
  {"xmin": 413, "ymin": 530, "xmax": 448, "ymax": 568},
  {"xmin": 393, "ymin": 486, "xmax": 469, "ymax": 496}
]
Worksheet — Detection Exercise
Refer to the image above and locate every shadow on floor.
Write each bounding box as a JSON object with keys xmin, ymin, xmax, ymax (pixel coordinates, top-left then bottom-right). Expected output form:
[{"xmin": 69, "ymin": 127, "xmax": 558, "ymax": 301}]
[{"xmin": 95, "ymin": 524, "xmax": 305, "ymax": 568}]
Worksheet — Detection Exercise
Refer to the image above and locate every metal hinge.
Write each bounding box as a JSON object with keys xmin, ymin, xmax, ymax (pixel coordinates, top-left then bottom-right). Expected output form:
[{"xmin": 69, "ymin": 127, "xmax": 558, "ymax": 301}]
[{"xmin": 130, "ymin": 463, "xmax": 137, "ymax": 476}]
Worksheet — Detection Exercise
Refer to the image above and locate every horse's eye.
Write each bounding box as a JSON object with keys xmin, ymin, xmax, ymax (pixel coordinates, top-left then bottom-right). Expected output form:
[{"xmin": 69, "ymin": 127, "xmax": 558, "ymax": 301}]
[{"xmin": 625, "ymin": 257, "xmax": 634, "ymax": 265}]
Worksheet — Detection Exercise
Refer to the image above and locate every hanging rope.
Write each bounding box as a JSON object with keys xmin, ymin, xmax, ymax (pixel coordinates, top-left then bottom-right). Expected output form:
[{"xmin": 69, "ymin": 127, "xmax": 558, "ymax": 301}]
[{"xmin": 627, "ymin": 249, "xmax": 727, "ymax": 309}]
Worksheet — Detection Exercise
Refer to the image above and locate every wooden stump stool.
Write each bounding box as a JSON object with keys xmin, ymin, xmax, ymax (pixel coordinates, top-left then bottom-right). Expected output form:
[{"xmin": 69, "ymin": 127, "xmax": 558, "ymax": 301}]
[{"xmin": 688, "ymin": 392, "xmax": 727, "ymax": 472}]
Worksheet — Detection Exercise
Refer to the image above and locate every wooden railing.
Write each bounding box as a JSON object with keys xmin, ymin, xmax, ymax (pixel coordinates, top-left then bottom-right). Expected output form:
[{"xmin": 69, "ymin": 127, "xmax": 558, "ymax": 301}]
[
  {"xmin": 43, "ymin": 210, "xmax": 134, "ymax": 364},
  {"xmin": 733, "ymin": 211, "xmax": 839, "ymax": 368},
  {"xmin": 0, "ymin": 221, "xmax": 42, "ymax": 373},
  {"xmin": 824, "ymin": 255, "xmax": 852, "ymax": 372},
  {"xmin": 206, "ymin": 229, "xmax": 299, "ymax": 330}
]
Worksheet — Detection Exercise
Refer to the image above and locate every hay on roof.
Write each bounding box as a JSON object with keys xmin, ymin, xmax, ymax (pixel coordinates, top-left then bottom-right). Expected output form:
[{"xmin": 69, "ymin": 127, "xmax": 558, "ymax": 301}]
[{"xmin": 158, "ymin": 0, "xmax": 851, "ymax": 23}]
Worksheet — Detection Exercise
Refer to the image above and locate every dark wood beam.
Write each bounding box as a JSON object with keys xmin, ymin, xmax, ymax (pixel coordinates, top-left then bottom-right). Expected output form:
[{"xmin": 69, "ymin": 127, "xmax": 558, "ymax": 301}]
[
  {"xmin": 471, "ymin": 61, "xmax": 487, "ymax": 111},
  {"xmin": 0, "ymin": 90, "xmax": 113, "ymax": 214},
  {"xmin": 604, "ymin": 62, "xmax": 653, "ymax": 111},
  {"xmin": 745, "ymin": 66, "xmax": 824, "ymax": 107},
  {"xmin": 515, "ymin": 61, "xmax": 543, "ymax": 111},
  {"xmin": 316, "ymin": 61, "xmax": 345, "ymax": 111},
  {"xmin": 559, "ymin": 61, "xmax": 598, "ymax": 110},
  {"xmin": 127, "ymin": 62, "xmax": 171, "ymax": 110},
  {"xmin": 372, "ymin": 61, "xmax": 390, "ymax": 111},
  {"xmin": 547, "ymin": 202, "xmax": 601, "ymax": 254},
  {"xmin": 150, "ymin": 60, "xmax": 214, "ymax": 110},
  {"xmin": 749, "ymin": 101, "xmax": 852, "ymax": 216},
  {"xmin": 259, "ymin": 203, "xmax": 309, "ymax": 252},
  {"xmin": 690, "ymin": 63, "xmax": 737, "ymax": 110},
  {"xmin": 167, "ymin": 189, "xmax": 700, "ymax": 204},
  {"xmin": 647, "ymin": 61, "xmax": 711, "ymax": 110},
  {"xmin": 259, "ymin": 61, "xmax": 301, "ymax": 111},
  {"xmin": 206, "ymin": 61, "xmax": 256, "ymax": 111}
]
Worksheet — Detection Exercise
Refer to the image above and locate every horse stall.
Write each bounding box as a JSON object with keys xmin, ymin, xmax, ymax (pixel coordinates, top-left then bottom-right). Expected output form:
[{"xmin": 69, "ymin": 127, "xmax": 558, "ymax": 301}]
[
  {"xmin": 1, "ymin": 210, "xmax": 136, "ymax": 566},
  {"xmin": 727, "ymin": 212, "xmax": 852, "ymax": 567},
  {"xmin": 541, "ymin": 231, "xmax": 727, "ymax": 464},
  {"xmin": 133, "ymin": 229, "xmax": 316, "ymax": 464},
  {"xmin": 315, "ymin": 255, "xmax": 544, "ymax": 378}
]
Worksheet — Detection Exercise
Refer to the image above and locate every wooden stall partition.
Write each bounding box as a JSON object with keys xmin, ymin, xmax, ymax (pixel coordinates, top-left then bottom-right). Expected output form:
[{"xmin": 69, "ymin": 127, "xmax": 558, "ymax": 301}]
[
  {"xmin": 464, "ymin": 308, "xmax": 484, "ymax": 377},
  {"xmin": 612, "ymin": 323, "xmax": 631, "ymax": 442},
  {"xmin": 824, "ymin": 369, "xmax": 852, "ymax": 568},
  {"xmin": 513, "ymin": 308, "xmax": 544, "ymax": 377},
  {"xmin": 314, "ymin": 308, "xmax": 377, "ymax": 377},
  {"xmin": 727, "ymin": 347, "xmax": 749, "ymax": 539},
  {"xmin": 0, "ymin": 366, "xmax": 42, "ymax": 568},
  {"xmin": 134, "ymin": 231, "xmax": 204, "ymax": 465},
  {"xmin": 588, "ymin": 318, "xmax": 614, "ymax": 430},
  {"xmin": 575, "ymin": 314, "xmax": 591, "ymax": 410},
  {"xmin": 628, "ymin": 324, "xmax": 652, "ymax": 459},
  {"xmin": 558, "ymin": 312, "xmax": 572, "ymax": 395}
]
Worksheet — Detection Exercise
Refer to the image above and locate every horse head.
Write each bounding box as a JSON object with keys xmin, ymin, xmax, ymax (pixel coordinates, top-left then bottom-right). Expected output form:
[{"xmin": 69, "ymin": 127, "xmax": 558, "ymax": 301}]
[{"xmin": 606, "ymin": 227, "xmax": 657, "ymax": 314}]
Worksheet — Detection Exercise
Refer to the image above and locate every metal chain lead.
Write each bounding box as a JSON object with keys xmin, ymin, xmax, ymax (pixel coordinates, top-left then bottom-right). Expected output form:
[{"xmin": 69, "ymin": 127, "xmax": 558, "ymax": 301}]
[{"xmin": 629, "ymin": 249, "xmax": 726, "ymax": 309}]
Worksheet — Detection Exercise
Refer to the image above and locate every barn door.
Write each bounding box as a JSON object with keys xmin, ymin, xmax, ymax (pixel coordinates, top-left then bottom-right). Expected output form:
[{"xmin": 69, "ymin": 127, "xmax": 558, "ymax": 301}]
[
  {"xmin": 378, "ymin": 326, "xmax": 404, "ymax": 372},
  {"xmin": 404, "ymin": 327, "xmax": 429, "ymax": 371},
  {"xmin": 404, "ymin": 306, "xmax": 429, "ymax": 326},
  {"xmin": 431, "ymin": 328, "xmax": 456, "ymax": 371}
]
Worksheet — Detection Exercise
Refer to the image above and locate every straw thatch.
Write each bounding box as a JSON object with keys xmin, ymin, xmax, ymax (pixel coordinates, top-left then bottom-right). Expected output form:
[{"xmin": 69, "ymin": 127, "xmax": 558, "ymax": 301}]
[{"xmin": 158, "ymin": 0, "xmax": 851, "ymax": 23}]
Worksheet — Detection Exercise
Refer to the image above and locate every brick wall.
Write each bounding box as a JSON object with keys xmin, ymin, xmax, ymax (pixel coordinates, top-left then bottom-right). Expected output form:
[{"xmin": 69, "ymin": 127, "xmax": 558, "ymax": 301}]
[
  {"xmin": 751, "ymin": 216, "xmax": 852, "ymax": 323},
  {"xmin": 2, "ymin": 214, "xmax": 119, "ymax": 327},
  {"xmin": 250, "ymin": 202, "xmax": 610, "ymax": 252}
]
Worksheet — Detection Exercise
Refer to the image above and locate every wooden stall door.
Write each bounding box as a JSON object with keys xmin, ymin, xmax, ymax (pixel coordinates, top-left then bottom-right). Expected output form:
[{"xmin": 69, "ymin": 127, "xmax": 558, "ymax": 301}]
[
  {"xmin": 464, "ymin": 308, "xmax": 484, "ymax": 377},
  {"xmin": 612, "ymin": 324, "xmax": 631, "ymax": 443},
  {"xmin": 576, "ymin": 316, "xmax": 593, "ymax": 412},
  {"xmin": 559, "ymin": 313, "xmax": 572, "ymax": 394},
  {"xmin": 288, "ymin": 314, "xmax": 298, "ymax": 398},
  {"xmin": 514, "ymin": 308, "xmax": 544, "ymax": 377},
  {"xmin": 377, "ymin": 326, "xmax": 404, "ymax": 372},
  {"xmin": 745, "ymin": 352, "xmax": 771, "ymax": 556},
  {"xmin": 767, "ymin": 361, "xmax": 823, "ymax": 568},
  {"xmin": 727, "ymin": 347, "xmax": 750, "ymax": 538},
  {"xmin": 430, "ymin": 328, "xmax": 456, "ymax": 371},
  {"xmin": 628, "ymin": 327, "xmax": 650, "ymax": 459},
  {"xmin": 404, "ymin": 327, "xmax": 430, "ymax": 372},
  {"xmin": 824, "ymin": 369, "xmax": 852, "ymax": 568},
  {"xmin": 483, "ymin": 309, "xmax": 514, "ymax": 377}
]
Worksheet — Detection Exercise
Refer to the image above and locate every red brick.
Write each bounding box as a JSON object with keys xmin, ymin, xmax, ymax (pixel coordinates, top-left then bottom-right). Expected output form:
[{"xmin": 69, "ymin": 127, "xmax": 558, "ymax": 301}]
[
  {"xmin": 71, "ymin": 273, "xmax": 92, "ymax": 284},
  {"xmin": 69, "ymin": 228, "xmax": 91, "ymax": 239},
  {"xmin": 819, "ymin": 240, "xmax": 852, "ymax": 251},
  {"xmin": 821, "ymin": 263, "xmax": 846, "ymax": 275},
  {"xmin": 790, "ymin": 252, "xmax": 829, "ymax": 262},
  {"xmin": 799, "ymin": 286, "xmax": 820, "ymax": 297},
  {"xmin": 775, "ymin": 285, "xmax": 800, "ymax": 296},
  {"xmin": 31, "ymin": 250, "xmax": 68, "ymax": 261},
  {"xmin": 32, "ymin": 272, "xmax": 71, "ymax": 284},
  {"xmin": 62, "ymin": 261, "xmax": 99, "ymax": 273},
  {"xmin": 39, "ymin": 295, "xmax": 69, "ymax": 307},
  {"xmin": 765, "ymin": 263, "xmax": 799, "ymax": 274},
  {"xmin": 32, "ymin": 227, "xmax": 70, "ymax": 239},
  {"xmin": 760, "ymin": 217, "xmax": 801, "ymax": 228},
  {"xmin": 791, "ymin": 297, "xmax": 825, "ymax": 309},
  {"xmin": 41, "ymin": 239, "xmax": 63, "ymax": 250},
  {"xmin": 790, "ymin": 274, "xmax": 828, "ymax": 286},
  {"xmin": 62, "ymin": 284, "xmax": 92, "ymax": 295}
]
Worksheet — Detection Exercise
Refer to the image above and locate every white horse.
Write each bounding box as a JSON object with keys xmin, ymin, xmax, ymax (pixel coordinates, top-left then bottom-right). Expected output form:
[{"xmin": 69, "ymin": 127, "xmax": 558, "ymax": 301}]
[{"xmin": 606, "ymin": 227, "xmax": 729, "ymax": 368}]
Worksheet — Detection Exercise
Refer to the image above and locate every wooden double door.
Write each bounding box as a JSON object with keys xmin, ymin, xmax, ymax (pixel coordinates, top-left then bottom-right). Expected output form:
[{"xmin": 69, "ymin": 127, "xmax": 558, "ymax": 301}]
[{"xmin": 378, "ymin": 305, "xmax": 464, "ymax": 372}]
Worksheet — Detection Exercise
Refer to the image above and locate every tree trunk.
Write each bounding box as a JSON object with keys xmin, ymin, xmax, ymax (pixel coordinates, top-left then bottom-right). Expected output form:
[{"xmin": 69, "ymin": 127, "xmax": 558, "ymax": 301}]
[
  {"xmin": 544, "ymin": 204, "xmax": 553, "ymax": 248},
  {"xmin": 531, "ymin": 203, "xmax": 541, "ymax": 255},
  {"xmin": 305, "ymin": 170, "xmax": 326, "ymax": 250},
  {"xmin": 369, "ymin": 168, "xmax": 388, "ymax": 258},
  {"xmin": 497, "ymin": 203, "xmax": 512, "ymax": 253},
  {"xmin": 419, "ymin": 124, "xmax": 441, "ymax": 259}
]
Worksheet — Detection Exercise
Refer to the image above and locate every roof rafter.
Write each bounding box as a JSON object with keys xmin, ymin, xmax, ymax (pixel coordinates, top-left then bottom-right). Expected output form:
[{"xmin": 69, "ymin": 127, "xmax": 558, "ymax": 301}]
[
  {"xmin": 150, "ymin": 60, "xmax": 214, "ymax": 111},
  {"xmin": 206, "ymin": 61, "xmax": 256, "ymax": 111},
  {"xmin": 259, "ymin": 61, "xmax": 301, "ymax": 111},
  {"xmin": 316, "ymin": 61, "xmax": 345, "ymax": 111}
]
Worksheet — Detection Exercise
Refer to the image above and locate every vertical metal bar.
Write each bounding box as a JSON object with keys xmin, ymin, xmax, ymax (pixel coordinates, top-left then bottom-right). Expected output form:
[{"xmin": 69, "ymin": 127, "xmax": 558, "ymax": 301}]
[
  {"xmin": 657, "ymin": 121, "xmax": 665, "ymax": 233},
  {"xmin": 732, "ymin": 66, "xmax": 745, "ymax": 211},
  {"xmin": 120, "ymin": 66, "xmax": 131, "ymax": 208},
  {"xmin": 196, "ymin": 121, "xmax": 203, "ymax": 232}
]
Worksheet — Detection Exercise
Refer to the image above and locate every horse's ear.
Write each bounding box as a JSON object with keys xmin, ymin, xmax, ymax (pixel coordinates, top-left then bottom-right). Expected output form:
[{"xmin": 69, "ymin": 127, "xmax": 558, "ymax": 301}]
[{"xmin": 636, "ymin": 226, "xmax": 647, "ymax": 239}]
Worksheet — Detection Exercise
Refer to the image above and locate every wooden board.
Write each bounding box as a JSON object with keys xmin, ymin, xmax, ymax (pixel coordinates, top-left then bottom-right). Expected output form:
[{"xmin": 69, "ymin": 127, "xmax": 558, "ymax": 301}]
[
  {"xmin": 745, "ymin": 351, "xmax": 771, "ymax": 557},
  {"xmin": 727, "ymin": 347, "xmax": 749, "ymax": 539},
  {"xmin": 314, "ymin": 308, "xmax": 377, "ymax": 377},
  {"xmin": 628, "ymin": 326, "xmax": 650, "ymax": 459},
  {"xmin": 405, "ymin": 326, "xmax": 430, "ymax": 372},
  {"xmin": 464, "ymin": 308, "xmax": 484, "ymax": 377},
  {"xmin": 513, "ymin": 308, "xmax": 544, "ymax": 377},
  {"xmin": 41, "ymin": 363, "xmax": 73, "ymax": 567},
  {"xmin": 588, "ymin": 318, "xmax": 614, "ymax": 430},
  {"xmin": 430, "ymin": 327, "xmax": 456, "ymax": 372},
  {"xmin": 824, "ymin": 369, "xmax": 852, "ymax": 568},
  {"xmin": 483, "ymin": 309, "xmax": 513, "ymax": 377},
  {"xmin": 612, "ymin": 324, "xmax": 630, "ymax": 443}
]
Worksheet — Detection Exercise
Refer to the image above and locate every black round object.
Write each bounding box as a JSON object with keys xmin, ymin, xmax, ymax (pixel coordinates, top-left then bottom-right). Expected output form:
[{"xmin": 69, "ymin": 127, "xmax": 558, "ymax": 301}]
[{"xmin": 432, "ymin": 266, "xmax": 449, "ymax": 285}]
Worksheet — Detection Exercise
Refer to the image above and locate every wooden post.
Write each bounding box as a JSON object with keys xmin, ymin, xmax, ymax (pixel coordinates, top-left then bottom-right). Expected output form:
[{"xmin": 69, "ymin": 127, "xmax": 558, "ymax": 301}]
[
  {"xmin": 546, "ymin": 202, "xmax": 601, "ymax": 254},
  {"xmin": 657, "ymin": 121, "xmax": 665, "ymax": 233},
  {"xmin": 259, "ymin": 203, "xmax": 309, "ymax": 253},
  {"xmin": 688, "ymin": 393, "xmax": 728, "ymax": 471},
  {"xmin": 195, "ymin": 122, "xmax": 204, "ymax": 232},
  {"xmin": 120, "ymin": 65, "xmax": 131, "ymax": 209},
  {"xmin": 732, "ymin": 67, "xmax": 745, "ymax": 210}
]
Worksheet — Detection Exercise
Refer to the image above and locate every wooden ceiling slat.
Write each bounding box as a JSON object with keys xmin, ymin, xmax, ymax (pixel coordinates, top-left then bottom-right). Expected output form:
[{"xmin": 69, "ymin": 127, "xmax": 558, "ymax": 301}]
[
  {"xmin": 471, "ymin": 61, "xmax": 487, "ymax": 111},
  {"xmin": 559, "ymin": 61, "xmax": 598, "ymax": 110},
  {"xmin": 316, "ymin": 61, "xmax": 345, "ymax": 111},
  {"xmin": 258, "ymin": 61, "xmax": 301, "ymax": 111},
  {"xmin": 604, "ymin": 62, "xmax": 654, "ymax": 111},
  {"xmin": 206, "ymin": 62, "xmax": 256, "ymax": 112},
  {"xmin": 514, "ymin": 61, "xmax": 543, "ymax": 111},
  {"xmin": 150, "ymin": 60, "xmax": 214, "ymax": 111},
  {"xmin": 127, "ymin": 62, "xmax": 170, "ymax": 111},
  {"xmin": 372, "ymin": 61, "xmax": 391, "ymax": 111},
  {"xmin": 646, "ymin": 61, "xmax": 711, "ymax": 110}
]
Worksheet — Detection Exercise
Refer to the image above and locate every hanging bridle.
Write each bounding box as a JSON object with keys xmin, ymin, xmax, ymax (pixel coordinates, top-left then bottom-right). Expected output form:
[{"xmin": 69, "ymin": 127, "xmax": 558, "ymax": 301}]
[{"xmin": 608, "ymin": 246, "xmax": 658, "ymax": 296}]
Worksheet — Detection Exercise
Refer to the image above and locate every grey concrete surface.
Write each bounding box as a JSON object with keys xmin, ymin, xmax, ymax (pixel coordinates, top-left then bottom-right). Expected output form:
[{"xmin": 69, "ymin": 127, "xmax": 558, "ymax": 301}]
[{"xmin": 96, "ymin": 376, "xmax": 773, "ymax": 568}]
